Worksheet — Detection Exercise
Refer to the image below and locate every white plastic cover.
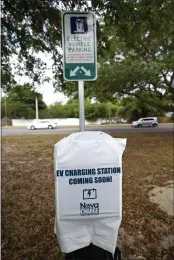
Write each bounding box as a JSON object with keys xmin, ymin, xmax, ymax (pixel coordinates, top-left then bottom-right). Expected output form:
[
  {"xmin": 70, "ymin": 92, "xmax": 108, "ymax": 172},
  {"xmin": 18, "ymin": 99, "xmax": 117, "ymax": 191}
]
[{"xmin": 54, "ymin": 131, "xmax": 126, "ymax": 255}]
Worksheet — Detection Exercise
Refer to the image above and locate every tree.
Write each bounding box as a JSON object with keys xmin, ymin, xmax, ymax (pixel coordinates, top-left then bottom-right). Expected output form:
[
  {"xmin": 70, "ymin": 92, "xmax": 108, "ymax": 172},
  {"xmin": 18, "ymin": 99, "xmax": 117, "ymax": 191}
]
[
  {"xmin": 64, "ymin": 99, "xmax": 79, "ymax": 118},
  {"xmin": 37, "ymin": 99, "xmax": 118, "ymax": 121},
  {"xmin": 1, "ymin": 98, "xmax": 35, "ymax": 119},
  {"xmin": 1, "ymin": 0, "xmax": 136, "ymax": 91},
  {"xmin": 118, "ymin": 92, "xmax": 167, "ymax": 122},
  {"xmin": 7, "ymin": 83, "xmax": 46, "ymax": 109},
  {"xmin": 2, "ymin": 0, "xmax": 174, "ymax": 115},
  {"xmin": 97, "ymin": 1, "xmax": 173, "ymax": 111},
  {"xmin": 2, "ymin": 84, "xmax": 46, "ymax": 119},
  {"xmin": 61, "ymin": 1, "xmax": 174, "ymax": 113},
  {"xmin": 1, "ymin": 0, "xmax": 104, "ymax": 91},
  {"xmin": 85, "ymin": 101, "xmax": 102, "ymax": 121},
  {"xmin": 2, "ymin": 0, "xmax": 61, "ymax": 91},
  {"xmin": 42, "ymin": 102, "xmax": 66, "ymax": 118},
  {"xmin": 64, "ymin": 99, "xmax": 117, "ymax": 121}
]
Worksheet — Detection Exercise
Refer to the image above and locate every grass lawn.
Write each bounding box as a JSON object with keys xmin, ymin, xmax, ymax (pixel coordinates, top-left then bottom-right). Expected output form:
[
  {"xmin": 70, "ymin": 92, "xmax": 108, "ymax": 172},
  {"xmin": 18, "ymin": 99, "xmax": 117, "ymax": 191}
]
[{"xmin": 1, "ymin": 132, "xmax": 174, "ymax": 260}]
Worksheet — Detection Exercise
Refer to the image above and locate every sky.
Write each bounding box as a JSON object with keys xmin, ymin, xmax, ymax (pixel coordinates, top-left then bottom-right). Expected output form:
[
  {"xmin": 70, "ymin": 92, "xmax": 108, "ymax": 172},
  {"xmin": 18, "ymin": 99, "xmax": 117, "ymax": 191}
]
[
  {"xmin": 13, "ymin": 74, "xmax": 68, "ymax": 106},
  {"xmin": 37, "ymin": 83, "xmax": 68, "ymax": 106},
  {"xmin": 2, "ymin": 72, "xmax": 68, "ymax": 106},
  {"xmin": 2, "ymin": 51, "xmax": 68, "ymax": 106},
  {"xmin": 21, "ymin": 52, "xmax": 69, "ymax": 106}
]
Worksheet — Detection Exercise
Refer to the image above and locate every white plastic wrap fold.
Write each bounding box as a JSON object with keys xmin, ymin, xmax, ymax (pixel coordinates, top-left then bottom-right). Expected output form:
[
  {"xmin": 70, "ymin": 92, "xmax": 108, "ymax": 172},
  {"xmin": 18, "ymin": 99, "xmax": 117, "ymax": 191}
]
[{"xmin": 54, "ymin": 131, "xmax": 126, "ymax": 255}]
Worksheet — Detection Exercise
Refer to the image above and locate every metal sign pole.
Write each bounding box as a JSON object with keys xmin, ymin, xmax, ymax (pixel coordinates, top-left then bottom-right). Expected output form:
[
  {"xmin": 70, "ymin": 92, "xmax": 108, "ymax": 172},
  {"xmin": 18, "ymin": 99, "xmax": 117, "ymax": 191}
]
[
  {"xmin": 78, "ymin": 80, "xmax": 85, "ymax": 132},
  {"xmin": 35, "ymin": 97, "xmax": 39, "ymax": 122}
]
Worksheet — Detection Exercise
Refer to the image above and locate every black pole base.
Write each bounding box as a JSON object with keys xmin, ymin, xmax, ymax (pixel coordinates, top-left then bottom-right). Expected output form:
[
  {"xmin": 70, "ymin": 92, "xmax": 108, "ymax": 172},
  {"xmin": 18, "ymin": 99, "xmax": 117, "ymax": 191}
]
[{"xmin": 65, "ymin": 244, "xmax": 121, "ymax": 260}]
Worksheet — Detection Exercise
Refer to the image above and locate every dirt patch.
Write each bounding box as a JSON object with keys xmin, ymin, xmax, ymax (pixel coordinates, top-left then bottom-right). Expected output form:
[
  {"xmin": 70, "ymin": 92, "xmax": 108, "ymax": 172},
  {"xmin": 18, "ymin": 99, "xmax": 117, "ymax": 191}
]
[{"xmin": 149, "ymin": 181, "xmax": 174, "ymax": 216}]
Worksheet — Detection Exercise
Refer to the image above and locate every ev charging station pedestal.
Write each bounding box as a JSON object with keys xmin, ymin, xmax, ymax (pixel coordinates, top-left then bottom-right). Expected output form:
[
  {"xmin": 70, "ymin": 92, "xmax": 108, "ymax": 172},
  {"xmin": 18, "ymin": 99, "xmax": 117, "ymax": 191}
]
[{"xmin": 54, "ymin": 132, "xmax": 126, "ymax": 259}]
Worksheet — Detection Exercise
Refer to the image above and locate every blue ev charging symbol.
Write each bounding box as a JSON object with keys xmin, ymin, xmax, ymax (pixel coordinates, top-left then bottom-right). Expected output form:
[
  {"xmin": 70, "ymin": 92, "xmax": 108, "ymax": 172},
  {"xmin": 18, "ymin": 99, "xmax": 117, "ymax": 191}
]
[
  {"xmin": 70, "ymin": 17, "xmax": 88, "ymax": 34},
  {"xmin": 83, "ymin": 189, "xmax": 97, "ymax": 200}
]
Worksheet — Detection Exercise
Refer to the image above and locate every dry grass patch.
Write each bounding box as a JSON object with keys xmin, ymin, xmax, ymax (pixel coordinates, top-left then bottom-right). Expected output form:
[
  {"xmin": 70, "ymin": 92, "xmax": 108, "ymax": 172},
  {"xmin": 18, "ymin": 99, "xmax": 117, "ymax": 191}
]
[{"xmin": 2, "ymin": 133, "xmax": 174, "ymax": 260}]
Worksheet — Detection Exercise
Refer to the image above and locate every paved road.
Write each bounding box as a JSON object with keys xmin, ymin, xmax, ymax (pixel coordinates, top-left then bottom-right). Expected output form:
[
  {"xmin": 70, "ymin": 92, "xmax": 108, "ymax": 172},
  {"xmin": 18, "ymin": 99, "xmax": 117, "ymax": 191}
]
[{"xmin": 2, "ymin": 124, "xmax": 173, "ymax": 136}]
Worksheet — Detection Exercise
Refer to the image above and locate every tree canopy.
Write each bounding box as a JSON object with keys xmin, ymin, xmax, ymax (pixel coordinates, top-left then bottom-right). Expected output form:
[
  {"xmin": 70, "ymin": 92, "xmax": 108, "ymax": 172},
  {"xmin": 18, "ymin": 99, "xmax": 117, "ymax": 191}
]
[
  {"xmin": 40, "ymin": 99, "xmax": 118, "ymax": 122},
  {"xmin": 1, "ymin": 84, "xmax": 46, "ymax": 119},
  {"xmin": 61, "ymin": 0, "xmax": 174, "ymax": 113},
  {"xmin": 2, "ymin": 0, "xmax": 174, "ymax": 115},
  {"xmin": 2, "ymin": 0, "xmax": 99, "ymax": 91},
  {"xmin": 90, "ymin": 0, "xmax": 174, "ymax": 110},
  {"xmin": 2, "ymin": 84, "xmax": 171, "ymax": 121}
]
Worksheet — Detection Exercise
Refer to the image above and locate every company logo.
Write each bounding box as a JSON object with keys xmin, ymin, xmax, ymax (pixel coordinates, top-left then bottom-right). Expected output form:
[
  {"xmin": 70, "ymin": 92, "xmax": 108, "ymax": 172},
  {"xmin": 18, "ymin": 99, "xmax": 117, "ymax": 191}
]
[
  {"xmin": 70, "ymin": 17, "xmax": 88, "ymax": 34},
  {"xmin": 80, "ymin": 202, "xmax": 99, "ymax": 216}
]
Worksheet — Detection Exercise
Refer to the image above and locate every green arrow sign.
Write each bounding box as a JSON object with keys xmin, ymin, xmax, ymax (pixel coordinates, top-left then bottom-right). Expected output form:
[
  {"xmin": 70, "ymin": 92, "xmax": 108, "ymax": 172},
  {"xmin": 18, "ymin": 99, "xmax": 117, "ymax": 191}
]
[{"xmin": 62, "ymin": 12, "xmax": 97, "ymax": 81}]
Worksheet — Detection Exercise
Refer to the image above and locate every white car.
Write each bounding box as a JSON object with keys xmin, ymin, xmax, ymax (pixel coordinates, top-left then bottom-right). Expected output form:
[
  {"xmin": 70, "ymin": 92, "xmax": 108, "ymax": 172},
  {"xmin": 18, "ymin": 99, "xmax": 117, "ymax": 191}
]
[
  {"xmin": 132, "ymin": 117, "xmax": 158, "ymax": 128},
  {"xmin": 28, "ymin": 121, "xmax": 57, "ymax": 130}
]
